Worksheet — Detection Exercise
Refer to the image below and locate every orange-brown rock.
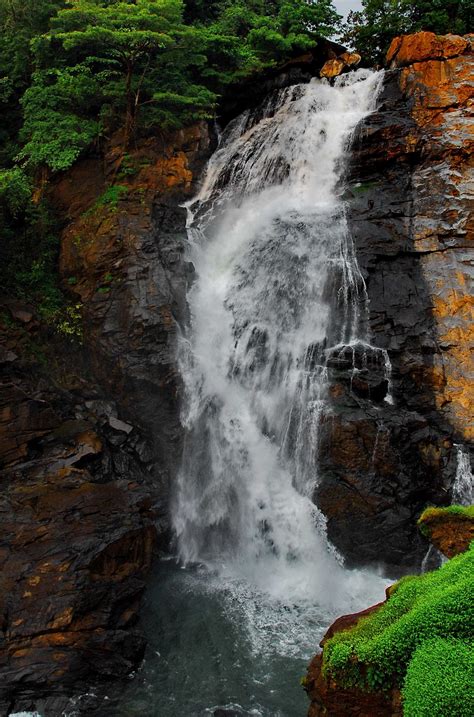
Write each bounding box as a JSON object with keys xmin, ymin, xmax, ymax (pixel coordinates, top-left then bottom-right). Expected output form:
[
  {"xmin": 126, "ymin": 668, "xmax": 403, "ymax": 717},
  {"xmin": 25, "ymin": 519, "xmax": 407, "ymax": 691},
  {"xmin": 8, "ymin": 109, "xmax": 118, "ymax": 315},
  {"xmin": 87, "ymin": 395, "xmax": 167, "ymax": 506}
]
[
  {"xmin": 340, "ymin": 51, "xmax": 362, "ymax": 66},
  {"xmin": 320, "ymin": 51, "xmax": 362, "ymax": 80},
  {"xmin": 395, "ymin": 39, "xmax": 474, "ymax": 442},
  {"xmin": 54, "ymin": 125, "xmax": 210, "ymax": 447},
  {"xmin": 320, "ymin": 58, "xmax": 346, "ymax": 79},
  {"xmin": 387, "ymin": 31, "xmax": 469, "ymax": 67},
  {"xmin": 418, "ymin": 507, "xmax": 474, "ymax": 558},
  {"xmin": 306, "ymin": 654, "xmax": 403, "ymax": 717},
  {"xmin": 319, "ymin": 601, "xmax": 385, "ymax": 646}
]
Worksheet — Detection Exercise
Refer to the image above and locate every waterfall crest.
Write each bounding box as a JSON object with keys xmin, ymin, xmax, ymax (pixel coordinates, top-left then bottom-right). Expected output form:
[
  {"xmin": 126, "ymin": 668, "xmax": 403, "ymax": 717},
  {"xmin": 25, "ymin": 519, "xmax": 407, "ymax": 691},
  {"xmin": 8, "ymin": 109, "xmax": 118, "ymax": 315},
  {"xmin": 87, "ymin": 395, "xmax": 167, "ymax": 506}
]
[{"xmin": 174, "ymin": 70, "xmax": 386, "ymax": 611}]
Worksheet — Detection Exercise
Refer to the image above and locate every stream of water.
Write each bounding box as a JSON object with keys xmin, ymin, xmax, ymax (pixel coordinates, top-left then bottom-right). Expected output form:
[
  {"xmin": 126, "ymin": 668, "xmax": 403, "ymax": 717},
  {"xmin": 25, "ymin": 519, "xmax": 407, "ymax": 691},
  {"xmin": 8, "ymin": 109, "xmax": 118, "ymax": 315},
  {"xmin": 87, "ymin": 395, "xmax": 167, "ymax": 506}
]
[{"xmin": 119, "ymin": 70, "xmax": 390, "ymax": 717}]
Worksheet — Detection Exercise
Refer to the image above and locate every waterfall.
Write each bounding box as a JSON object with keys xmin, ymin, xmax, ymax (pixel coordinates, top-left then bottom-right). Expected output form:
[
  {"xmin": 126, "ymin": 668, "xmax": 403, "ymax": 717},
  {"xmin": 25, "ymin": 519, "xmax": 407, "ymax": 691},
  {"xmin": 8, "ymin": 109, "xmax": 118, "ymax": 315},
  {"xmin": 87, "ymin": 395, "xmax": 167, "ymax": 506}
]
[
  {"xmin": 453, "ymin": 445, "xmax": 474, "ymax": 505},
  {"xmin": 173, "ymin": 69, "xmax": 387, "ymax": 616}
]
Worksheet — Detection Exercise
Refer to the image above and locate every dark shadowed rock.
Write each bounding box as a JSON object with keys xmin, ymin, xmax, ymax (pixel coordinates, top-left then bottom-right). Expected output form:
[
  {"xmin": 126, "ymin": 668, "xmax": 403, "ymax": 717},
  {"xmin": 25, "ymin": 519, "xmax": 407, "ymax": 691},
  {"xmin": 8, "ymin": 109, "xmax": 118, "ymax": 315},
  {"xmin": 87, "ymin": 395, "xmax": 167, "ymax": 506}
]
[
  {"xmin": 0, "ymin": 123, "xmax": 212, "ymax": 712},
  {"xmin": 315, "ymin": 32, "xmax": 473, "ymax": 571}
]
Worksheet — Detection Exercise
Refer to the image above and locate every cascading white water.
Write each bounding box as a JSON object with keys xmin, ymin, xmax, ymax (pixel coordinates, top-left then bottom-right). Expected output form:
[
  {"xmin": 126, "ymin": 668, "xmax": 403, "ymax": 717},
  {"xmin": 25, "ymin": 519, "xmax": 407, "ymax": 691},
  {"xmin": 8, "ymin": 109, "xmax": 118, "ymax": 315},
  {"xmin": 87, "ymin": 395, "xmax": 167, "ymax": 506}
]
[
  {"xmin": 174, "ymin": 69, "xmax": 388, "ymax": 623},
  {"xmin": 453, "ymin": 445, "xmax": 474, "ymax": 505}
]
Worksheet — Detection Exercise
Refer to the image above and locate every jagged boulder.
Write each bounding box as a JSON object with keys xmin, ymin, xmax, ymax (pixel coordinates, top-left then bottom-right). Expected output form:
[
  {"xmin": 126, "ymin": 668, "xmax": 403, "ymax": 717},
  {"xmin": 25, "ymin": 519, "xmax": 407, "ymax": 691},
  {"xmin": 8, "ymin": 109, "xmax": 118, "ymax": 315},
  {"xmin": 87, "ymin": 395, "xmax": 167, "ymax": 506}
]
[
  {"xmin": 320, "ymin": 58, "xmax": 346, "ymax": 79},
  {"xmin": 387, "ymin": 31, "xmax": 470, "ymax": 67},
  {"xmin": 320, "ymin": 52, "xmax": 361, "ymax": 79}
]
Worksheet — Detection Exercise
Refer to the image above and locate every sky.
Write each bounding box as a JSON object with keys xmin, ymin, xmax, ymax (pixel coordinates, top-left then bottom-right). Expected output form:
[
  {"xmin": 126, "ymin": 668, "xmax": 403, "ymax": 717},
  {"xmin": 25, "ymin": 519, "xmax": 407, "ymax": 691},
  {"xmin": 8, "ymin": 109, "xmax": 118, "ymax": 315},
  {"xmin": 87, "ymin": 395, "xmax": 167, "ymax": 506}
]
[{"xmin": 335, "ymin": 0, "xmax": 363, "ymax": 21}]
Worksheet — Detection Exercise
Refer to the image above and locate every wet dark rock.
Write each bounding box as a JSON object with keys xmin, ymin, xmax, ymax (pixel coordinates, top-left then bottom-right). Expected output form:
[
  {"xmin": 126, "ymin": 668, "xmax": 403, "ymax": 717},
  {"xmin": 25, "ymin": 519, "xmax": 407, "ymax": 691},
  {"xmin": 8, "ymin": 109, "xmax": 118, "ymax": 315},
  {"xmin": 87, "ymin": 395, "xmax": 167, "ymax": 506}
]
[
  {"xmin": 316, "ymin": 36, "xmax": 473, "ymax": 571},
  {"xmin": 0, "ymin": 345, "xmax": 157, "ymax": 710},
  {"xmin": 0, "ymin": 124, "xmax": 212, "ymax": 712}
]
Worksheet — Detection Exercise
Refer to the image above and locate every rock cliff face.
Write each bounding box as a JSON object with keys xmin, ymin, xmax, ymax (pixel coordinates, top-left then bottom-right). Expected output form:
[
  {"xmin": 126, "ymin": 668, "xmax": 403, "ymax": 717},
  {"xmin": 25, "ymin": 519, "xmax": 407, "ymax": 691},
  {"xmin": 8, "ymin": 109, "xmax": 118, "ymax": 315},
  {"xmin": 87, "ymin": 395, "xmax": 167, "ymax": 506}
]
[
  {"xmin": 1, "ymin": 30, "xmax": 472, "ymax": 715},
  {"xmin": 316, "ymin": 32, "xmax": 473, "ymax": 571},
  {"xmin": 0, "ymin": 125, "xmax": 211, "ymax": 713}
]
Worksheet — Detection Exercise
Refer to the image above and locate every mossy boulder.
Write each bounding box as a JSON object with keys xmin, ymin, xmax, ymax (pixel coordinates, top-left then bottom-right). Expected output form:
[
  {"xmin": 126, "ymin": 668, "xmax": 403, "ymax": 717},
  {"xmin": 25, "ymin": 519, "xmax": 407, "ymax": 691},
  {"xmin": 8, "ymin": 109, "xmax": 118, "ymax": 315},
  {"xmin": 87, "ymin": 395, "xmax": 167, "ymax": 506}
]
[
  {"xmin": 418, "ymin": 505, "xmax": 474, "ymax": 558},
  {"xmin": 306, "ymin": 543, "xmax": 474, "ymax": 716},
  {"xmin": 323, "ymin": 545, "xmax": 473, "ymax": 692}
]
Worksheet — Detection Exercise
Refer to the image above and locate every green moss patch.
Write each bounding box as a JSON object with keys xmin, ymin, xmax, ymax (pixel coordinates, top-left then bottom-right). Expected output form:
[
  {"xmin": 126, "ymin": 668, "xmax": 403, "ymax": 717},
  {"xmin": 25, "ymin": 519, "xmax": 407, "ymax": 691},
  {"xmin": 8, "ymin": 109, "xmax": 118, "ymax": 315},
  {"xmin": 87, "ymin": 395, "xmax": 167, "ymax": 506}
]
[
  {"xmin": 402, "ymin": 638, "xmax": 474, "ymax": 717},
  {"xmin": 323, "ymin": 543, "xmax": 474, "ymax": 693},
  {"xmin": 418, "ymin": 505, "xmax": 474, "ymax": 536}
]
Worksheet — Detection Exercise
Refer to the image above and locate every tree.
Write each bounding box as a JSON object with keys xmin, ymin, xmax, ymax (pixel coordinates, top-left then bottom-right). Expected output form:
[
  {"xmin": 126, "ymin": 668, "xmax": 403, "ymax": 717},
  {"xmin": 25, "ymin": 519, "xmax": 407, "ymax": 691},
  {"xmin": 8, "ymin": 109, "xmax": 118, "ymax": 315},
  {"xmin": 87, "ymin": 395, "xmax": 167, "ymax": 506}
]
[
  {"xmin": 20, "ymin": 0, "xmax": 217, "ymax": 169},
  {"xmin": 0, "ymin": 1, "xmax": 66, "ymax": 164},
  {"xmin": 212, "ymin": 0, "xmax": 341, "ymax": 69},
  {"xmin": 18, "ymin": 0, "xmax": 342, "ymax": 171},
  {"xmin": 342, "ymin": 0, "xmax": 473, "ymax": 65}
]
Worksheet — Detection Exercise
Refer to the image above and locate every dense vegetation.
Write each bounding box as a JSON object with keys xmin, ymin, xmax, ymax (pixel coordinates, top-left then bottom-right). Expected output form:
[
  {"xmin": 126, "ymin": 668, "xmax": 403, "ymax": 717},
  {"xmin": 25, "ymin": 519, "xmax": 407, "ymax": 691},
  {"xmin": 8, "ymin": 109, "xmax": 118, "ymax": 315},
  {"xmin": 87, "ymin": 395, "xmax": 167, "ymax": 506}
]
[
  {"xmin": 403, "ymin": 638, "xmax": 474, "ymax": 717},
  {"xmin": 322, "ymin": 539, "xmax": 474, "ymax": 715},
  {"xmin": 0, "ymin": 0, "xmax": 341, "ymax": 322},
  {"xmin": 1, "ymin": 0, "xmax": 341, "ymax": 173},
  {"xmin": 342, "ymin": 0, "xmax": 473, "ymax": 64}
]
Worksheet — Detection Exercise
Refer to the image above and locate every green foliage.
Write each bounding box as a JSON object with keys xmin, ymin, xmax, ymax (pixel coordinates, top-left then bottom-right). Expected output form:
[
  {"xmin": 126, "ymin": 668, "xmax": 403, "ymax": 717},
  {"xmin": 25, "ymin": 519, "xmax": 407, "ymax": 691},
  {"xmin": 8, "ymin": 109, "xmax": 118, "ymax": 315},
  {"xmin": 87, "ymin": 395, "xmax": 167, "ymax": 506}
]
[
  {"xmin": 0, "ymin": 1, "xmax": 66, "ymax": 163},
  {"xmin": 93, "ymin": 184, "xmax": 129, "ymax": 210},
  {"xmin": 54, "ymin": 302, "xmax": 83, "ymax": 340},
  {"xmin": 4, "ymin": 1, "xmax": 342, "ymax": 172},
  {"xmin": 212, "ymin": 0, "xmax": 340, "ymax": 67},
  {"xmin": 0, "ymin": 176, "xmax": 67, "ymax": 329},
  {"xmin": 0, "ymin": 167, "xmax": 32, "ymax": 215},
  {"xmin": 323, "ymin": 544, "xmax": 474, "ymax": 693},
  {"xmin": 19, "ymin": 0, "xmax": 221, "ymax": 168},
  {"xmin": 18, "ymin": 67, "xmax": 101, "ymax": 171},
  {"xmin": 419, "ymin": 504, "xmax": 474, "ymax": 523},
  {"xmin": 402, "ymin": 638, "xmax": 474, "ymax": 717},
  {"xmin": 342, "ymin": 0, "xmax": 472, "ymax": 65}
]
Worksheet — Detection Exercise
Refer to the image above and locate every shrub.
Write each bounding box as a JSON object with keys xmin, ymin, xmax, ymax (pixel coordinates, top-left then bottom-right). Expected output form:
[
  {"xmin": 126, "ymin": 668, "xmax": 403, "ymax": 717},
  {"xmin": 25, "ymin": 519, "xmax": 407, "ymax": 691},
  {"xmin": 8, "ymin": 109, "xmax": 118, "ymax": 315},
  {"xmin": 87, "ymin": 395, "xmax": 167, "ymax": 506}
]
[{"xmin": 0, "ymin": 167, "xmax": 32, "ymax": 215}]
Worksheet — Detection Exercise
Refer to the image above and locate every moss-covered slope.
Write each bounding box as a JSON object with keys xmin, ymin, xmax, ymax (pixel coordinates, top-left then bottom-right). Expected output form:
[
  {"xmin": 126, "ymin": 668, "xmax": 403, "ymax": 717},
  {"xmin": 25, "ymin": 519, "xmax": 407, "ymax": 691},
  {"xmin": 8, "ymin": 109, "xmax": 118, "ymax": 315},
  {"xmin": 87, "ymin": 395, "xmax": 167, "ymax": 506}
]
[{"xmin": 323, "ymin": 543, "xmax": 473, "ymax": 690}]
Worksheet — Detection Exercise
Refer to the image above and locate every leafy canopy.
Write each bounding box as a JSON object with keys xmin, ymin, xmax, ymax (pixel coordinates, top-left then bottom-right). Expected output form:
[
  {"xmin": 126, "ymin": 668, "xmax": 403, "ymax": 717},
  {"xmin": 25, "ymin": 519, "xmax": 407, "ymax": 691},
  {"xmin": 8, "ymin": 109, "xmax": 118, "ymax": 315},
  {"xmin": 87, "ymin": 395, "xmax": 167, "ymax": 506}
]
[
  {"xmin": 342, "ymin": 0, "xmax": 473, "ymax": 65},
  {"xmin": 18, "ymin": 0, "xmax": 217, "ymax": 169},
  {"xmin": 6, "ymin": 0, "xmax": 341, "ymax": 172}
]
